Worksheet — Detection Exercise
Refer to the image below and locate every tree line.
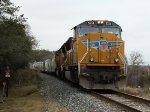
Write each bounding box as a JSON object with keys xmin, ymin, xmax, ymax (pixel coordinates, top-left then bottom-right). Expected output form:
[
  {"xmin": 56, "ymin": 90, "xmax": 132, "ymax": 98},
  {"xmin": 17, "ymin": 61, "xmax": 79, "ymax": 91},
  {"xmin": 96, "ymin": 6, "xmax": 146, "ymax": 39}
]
[{"xmin": 0, "ymin": 0, "xmax": 53, "ymax": 79}]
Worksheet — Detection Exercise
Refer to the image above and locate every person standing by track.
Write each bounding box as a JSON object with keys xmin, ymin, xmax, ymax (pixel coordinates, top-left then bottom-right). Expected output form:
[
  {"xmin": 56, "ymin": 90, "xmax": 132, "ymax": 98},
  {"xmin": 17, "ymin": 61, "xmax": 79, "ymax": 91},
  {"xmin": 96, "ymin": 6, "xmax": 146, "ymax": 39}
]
[{"xmin": 4, "ymin": 66, "xmax": 11, "ymax": 97}]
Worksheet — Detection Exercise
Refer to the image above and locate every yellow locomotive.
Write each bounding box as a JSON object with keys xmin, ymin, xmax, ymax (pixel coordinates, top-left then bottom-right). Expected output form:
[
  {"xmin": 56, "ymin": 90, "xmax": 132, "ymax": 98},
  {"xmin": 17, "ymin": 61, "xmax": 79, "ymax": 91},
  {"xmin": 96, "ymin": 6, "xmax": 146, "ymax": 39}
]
[{"xmin": 55, "ymin": 20, "xmax": 126, "ymax": 89}]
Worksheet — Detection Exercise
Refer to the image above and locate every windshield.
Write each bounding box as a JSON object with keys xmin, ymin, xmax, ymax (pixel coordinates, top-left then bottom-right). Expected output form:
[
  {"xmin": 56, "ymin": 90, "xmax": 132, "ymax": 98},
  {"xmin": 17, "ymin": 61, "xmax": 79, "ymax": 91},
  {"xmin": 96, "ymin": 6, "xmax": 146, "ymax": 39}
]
[
  {"xmin": 78, "ymin": 27, "xmax": 99, "ymax": 37},
  {"xmin": 102, "ymin": 27, "xmax": 121, "ymax": 38}
]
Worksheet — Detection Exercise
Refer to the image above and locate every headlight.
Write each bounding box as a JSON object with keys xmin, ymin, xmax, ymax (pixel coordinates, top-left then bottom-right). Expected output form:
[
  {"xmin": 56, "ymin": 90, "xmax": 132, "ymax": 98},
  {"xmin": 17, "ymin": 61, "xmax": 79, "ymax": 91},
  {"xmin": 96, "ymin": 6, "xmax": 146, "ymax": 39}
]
[
  {"xmin": 97, "ymin": 21, "xmax": 101, "ymax": 24},
  {"xmin": 101, "ymin": 21, "xmax": 104, "ymax": 24},
  {"xmin": 114, "ymin": 58, "xmax": 119, "ymax": 63},
  {"xmin": 87, "ymin": 21, "xmax": 94, "ymax": 25},
  {"xmin": 97, "ymin": 20, "xmax": 104, "ymax": 24},
  {"xmin": 90, "ymin": 57, "xmax": 94, "ymax": 62}
]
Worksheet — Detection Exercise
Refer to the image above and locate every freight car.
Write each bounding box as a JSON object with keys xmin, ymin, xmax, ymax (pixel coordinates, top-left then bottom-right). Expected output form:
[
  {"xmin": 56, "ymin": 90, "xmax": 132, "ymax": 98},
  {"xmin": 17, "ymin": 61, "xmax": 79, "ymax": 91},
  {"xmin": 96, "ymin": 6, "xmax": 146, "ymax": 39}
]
[
  {"xmin": 30, "ymin": 58, "xmax": 56, "ymax": 74},
  {"xmin": 55, "ymin": 20, "xmax": 127, "ymax": 89},
  {"xmin": 29, "ymin": 61, "xmax": 44, "ymax": 71},
  {"xmin": 44, "ymin": 58, "xmax": 56, "ymax": 73}
]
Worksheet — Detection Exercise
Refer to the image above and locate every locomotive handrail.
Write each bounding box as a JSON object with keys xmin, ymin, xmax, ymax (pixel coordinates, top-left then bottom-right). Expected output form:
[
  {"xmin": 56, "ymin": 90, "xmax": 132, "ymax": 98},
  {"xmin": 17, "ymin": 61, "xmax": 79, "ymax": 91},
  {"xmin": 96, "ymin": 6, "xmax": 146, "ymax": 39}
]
[
  {"xmin": 78, "ymin": 39, "xmax": 89, "ymax": 75},
  {"xmin": 79, "ymin": 39, "xmax": 89, "ymax": 63},
  {"xmin": 118, "ymin": 52, "xmax": 127, "ymax": 75}
]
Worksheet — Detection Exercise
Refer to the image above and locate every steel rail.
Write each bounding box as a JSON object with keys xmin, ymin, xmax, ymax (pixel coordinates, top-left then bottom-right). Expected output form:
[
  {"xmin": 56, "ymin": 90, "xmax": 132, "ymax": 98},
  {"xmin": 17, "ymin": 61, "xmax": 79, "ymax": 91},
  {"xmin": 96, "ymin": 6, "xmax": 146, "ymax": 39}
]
[{"xmin": 91, "ymin": 91, "xmax": 142, "ymax": 112}]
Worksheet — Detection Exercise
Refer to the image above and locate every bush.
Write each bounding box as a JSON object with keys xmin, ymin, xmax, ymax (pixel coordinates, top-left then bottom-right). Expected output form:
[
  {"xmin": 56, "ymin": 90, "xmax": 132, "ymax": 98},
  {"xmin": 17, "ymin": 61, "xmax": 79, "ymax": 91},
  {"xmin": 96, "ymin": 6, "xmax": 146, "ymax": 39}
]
[
  {"xmin": 12, "ymin": 68, "xmax": 42, "ymax": 86},
  {"xmin": 120, "ymin": 87, "xmax": 142, "ymax": 95},
  {"xmin": 126, "ymin": 65, "xmax": 150, "ymax": 89}
]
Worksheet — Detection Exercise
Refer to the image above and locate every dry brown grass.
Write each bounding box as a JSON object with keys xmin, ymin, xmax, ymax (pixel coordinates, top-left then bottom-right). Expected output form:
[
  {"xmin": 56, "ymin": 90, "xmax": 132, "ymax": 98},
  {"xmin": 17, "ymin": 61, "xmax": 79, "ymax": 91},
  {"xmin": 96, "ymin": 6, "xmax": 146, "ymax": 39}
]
[
  {"xmin": 119, "ymin": 86, "xmax": 150, "ymax": 99},
  {"xmin": 0, "ymin": 85, "xmax": 69, "ymax": 112},
  {"xmin": 10, "ymin": 85, "xmax": 38, "ymax": 97},
  {"xmin": 0, "ymin": 68, "xmax": 69, "ymax": 112},
  {"xmin": 119, "ymin": 86, "xmax": 142, "ymax": 95},
  {"xmin": 141, "ymin": 88, "xmax": 150, "ymax": 99},
  {"xmin": 0, "ymin": 85, "xmax": 43, "ymax": 112},
  {"xmin": 15, "ymin": 69, "xmax": 42, "ymax": 86}
]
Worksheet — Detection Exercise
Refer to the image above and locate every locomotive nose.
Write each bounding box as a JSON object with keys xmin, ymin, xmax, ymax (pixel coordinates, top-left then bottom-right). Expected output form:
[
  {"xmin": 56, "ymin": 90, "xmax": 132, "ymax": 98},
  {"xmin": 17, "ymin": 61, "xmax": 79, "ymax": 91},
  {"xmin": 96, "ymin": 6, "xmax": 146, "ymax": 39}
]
[{"xmin": 80, "ymin": 33, "xmax": 124, "ymax": 65}]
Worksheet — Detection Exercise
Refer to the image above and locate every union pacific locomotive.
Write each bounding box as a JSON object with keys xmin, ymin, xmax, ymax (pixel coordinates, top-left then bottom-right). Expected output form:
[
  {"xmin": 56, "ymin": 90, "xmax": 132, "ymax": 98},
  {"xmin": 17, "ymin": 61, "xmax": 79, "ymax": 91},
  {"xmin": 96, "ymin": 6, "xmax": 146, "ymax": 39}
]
[
  {"xmin": 55, "ymin": 20, "xmax": 127, "ymax": 89},
  {"xmin": 30, "ymin": 20, "xmax": 126, "ymax": 89}
]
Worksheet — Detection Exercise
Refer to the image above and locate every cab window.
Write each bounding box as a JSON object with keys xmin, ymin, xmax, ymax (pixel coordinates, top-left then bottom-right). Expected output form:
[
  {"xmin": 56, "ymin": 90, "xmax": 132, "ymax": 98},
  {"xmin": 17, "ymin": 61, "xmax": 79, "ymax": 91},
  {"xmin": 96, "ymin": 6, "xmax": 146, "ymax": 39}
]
[
  {"xmin": 102, "ymin": 27, "xmax": 121, "ymax": 38},
  {"xmin": 78, "ymin": 27, "xmax": 99, "ymax": 37}
]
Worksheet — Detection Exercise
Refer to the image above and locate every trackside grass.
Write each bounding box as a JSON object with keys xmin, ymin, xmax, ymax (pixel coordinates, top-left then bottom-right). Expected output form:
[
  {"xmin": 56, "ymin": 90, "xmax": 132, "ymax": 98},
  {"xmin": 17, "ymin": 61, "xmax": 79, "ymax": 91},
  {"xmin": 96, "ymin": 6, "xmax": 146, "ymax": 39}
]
[
  {"xmin": 119, "ymin": 87, "xmax": 150, "ymax": 99},
  {"xmin": 0, "ymin": 68, "xmax": 43, "ymax": 112}
]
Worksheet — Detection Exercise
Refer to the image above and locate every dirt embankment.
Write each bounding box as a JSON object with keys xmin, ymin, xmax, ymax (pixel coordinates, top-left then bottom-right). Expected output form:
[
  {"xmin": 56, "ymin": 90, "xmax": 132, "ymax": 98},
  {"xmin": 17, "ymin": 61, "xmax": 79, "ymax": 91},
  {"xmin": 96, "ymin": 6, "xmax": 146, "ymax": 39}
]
[{"xmin": 0, "ymin": 85, "xmax": 43, "ymax": 112}]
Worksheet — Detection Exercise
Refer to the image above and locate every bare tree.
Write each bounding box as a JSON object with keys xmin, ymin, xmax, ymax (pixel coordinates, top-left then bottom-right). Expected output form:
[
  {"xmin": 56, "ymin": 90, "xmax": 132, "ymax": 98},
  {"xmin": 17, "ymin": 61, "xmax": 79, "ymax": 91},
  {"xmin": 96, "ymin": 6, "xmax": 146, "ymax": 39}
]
[
  {"xmin": 127, "ymin": 51, "xmax": 144, "ymax": 87},
  {"xmin": 129, "ymin": 51, "xmax": 143, "ymax": 65}
]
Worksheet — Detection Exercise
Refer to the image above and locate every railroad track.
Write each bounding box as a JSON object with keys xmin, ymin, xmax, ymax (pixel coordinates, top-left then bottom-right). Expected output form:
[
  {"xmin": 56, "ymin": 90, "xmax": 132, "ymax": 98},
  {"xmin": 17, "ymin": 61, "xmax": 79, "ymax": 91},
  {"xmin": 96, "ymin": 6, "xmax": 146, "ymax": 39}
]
[{"xmin": 90, "ymin": 90, "xmax": 150, "ymax": 112}]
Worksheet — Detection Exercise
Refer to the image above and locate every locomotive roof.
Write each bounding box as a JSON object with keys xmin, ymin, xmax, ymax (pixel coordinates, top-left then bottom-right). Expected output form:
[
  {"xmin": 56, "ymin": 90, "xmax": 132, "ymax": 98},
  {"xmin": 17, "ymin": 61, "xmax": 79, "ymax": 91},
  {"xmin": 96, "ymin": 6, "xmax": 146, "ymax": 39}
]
[
  {"xmin": 73, "ymin": 20, "xmax": 122, "ymax": 31},
  {"xmin": 57, "ymin": 37, "xmax": 73, "ymax": 52}
]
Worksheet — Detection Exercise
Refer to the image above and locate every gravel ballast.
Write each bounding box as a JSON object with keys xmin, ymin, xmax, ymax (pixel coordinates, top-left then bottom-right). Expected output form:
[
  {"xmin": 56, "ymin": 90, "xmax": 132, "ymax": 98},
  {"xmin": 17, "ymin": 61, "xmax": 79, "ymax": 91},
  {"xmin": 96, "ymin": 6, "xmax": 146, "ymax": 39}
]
[{"xmin": 39, "ymin": 73, "xmax": 126, "ymax": 112}]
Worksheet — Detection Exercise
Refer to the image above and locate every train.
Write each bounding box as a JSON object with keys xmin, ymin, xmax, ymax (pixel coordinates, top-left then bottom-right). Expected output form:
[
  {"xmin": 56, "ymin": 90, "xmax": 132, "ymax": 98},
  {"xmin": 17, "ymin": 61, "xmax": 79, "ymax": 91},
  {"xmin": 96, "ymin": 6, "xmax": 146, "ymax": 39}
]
[
  {"xmin": 30, "ymin": 58, "xmax": 56, "ymax": 73},
  {"xmin": 31, "ymin": 20, "xmax": 127, "ymax": 89}
]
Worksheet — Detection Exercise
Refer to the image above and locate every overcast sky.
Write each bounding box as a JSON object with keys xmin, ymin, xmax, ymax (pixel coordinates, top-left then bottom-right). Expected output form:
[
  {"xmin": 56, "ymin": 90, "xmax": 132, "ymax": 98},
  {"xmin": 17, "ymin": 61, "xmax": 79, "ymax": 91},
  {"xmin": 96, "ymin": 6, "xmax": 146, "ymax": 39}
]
[{"xmin": 11, "ymin": 0, "xmax": 150, "ymax": 64}]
